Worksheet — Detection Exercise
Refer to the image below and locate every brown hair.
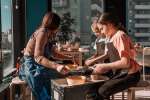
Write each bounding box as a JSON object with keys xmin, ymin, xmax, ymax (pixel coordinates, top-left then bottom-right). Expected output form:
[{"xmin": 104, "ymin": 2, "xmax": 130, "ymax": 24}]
[
  {"xmin": 41, "ymin": 12, "xmax": 61, "ymax": 30},
  {"xmin": 98, "ymin": 13, "xmax": 127, "ymax": 33}
]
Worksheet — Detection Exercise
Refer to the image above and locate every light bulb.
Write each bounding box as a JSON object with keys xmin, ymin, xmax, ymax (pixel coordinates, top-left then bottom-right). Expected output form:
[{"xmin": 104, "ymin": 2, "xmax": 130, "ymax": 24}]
[{"xmin": 15, "ymin": 5, "xmax": 19, "ymax": 9}]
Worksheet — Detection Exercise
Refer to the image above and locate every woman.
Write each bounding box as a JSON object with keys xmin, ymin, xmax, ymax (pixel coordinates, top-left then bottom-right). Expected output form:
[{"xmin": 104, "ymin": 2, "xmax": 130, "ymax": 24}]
[
  {"xmin": 92, "ymin": 13, "xmax": 141, "ymax": 100},
  {"xmin": 19, "ymin": 12, "xmax": 69, "ymax": 100}
]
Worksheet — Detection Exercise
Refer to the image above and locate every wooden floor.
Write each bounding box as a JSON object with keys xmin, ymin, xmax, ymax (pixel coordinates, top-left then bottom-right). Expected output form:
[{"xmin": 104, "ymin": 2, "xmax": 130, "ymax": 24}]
[
  {"xmin": 112, "ymin": 90, "xmax": 150, "ymax": 100},
  {"xmin": 18, "ymin": 90, "xmax": 150, "ymax": 100}
]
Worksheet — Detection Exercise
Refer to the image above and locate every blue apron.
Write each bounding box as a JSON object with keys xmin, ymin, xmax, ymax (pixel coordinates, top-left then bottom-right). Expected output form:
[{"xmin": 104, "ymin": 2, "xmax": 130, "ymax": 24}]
[{"xmin": 19, "ymin": 42, "xmax": 63, "ymax": 100}]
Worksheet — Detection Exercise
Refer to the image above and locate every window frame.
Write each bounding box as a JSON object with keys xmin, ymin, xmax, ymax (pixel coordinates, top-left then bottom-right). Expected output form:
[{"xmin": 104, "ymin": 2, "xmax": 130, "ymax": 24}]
[
  {"xmin": 1, "ymin": 0, "xmax": 14, "ymax": 77},
  {"xmin": 0, "ymin": 0, "xmax": 2, "ymax": 83},
  {"xmin": 0, "ymin": 0, "xmax": 26, "ymax": 79}
]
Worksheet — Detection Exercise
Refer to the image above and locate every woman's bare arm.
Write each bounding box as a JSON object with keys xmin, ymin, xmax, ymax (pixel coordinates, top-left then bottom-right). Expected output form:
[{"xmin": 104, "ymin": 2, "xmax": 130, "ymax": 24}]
[{"xmin": 34, "ymin": 32, "xmax": 61, "ymax": 70}]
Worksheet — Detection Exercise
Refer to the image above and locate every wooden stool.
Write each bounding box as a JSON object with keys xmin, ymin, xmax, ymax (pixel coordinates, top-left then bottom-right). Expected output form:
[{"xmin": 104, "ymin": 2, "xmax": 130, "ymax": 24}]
[
  {"xmin": 9, "ymin": 76, "xmax": 34, "ymax": 100},
  {"xmin": 110, "ymin": 91, "xmax": 126, "ymax": 100},
  {"xmin": 127, "ymin": 80, "xmax": 150, "ymax": 100},
  {"xmin": 110, "ymin": 95, "xmax": 114, "ymax": 100}
]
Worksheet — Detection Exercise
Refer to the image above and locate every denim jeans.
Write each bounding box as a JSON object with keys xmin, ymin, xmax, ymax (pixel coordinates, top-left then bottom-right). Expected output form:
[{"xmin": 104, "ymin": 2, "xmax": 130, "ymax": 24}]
[{"xmin": 19, "ymin": 56, "xmax": 63, "ymax": 100}]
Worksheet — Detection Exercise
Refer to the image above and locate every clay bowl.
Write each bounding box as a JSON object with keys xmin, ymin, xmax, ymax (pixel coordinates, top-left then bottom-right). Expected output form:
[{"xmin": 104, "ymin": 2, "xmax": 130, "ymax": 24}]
[
  {"xmin": 90, "ymin": 75, "xmax": 109, "ymax": 81},
  {"xmin": 66, "ymin": 76, "xmax": 86, "ymax": 85}
]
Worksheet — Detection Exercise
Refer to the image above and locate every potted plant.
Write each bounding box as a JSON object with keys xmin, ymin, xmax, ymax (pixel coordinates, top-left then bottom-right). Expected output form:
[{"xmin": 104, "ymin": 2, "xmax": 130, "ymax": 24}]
[{"xmin": 56, "ymin": 12, "xmax": 76, "ymax": 44}]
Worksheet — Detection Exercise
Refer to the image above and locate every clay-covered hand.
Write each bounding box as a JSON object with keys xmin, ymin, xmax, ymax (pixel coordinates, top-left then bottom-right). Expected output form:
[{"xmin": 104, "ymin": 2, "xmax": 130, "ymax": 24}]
[
  {"xmin": 66, "ymin": 67, "xmax": 93, "ymax": 76},
  {"xmin": 93, "ymin": 64, "xmax": 108, "ymax": 74},
  {"xmin": 56, "ymin": 65, "xmax": 70, "ymax": 75}
]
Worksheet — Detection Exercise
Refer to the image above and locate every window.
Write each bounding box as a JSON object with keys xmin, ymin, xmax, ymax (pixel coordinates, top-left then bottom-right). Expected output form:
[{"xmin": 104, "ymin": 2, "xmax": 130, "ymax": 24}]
[
  {"xmin": 0, "ymin": 0, "xmax": 26, "ymax": 78},
  {"xmin": 1, "ymin": 0, "xmax": 14, "ymax": 77},
  {"xmin": 52, "ymin": 0, "xmax": 68, "ymax": 7},
  {"xmin": 52, "ymin": 0, "xmax": 104, "ymax": 45}
]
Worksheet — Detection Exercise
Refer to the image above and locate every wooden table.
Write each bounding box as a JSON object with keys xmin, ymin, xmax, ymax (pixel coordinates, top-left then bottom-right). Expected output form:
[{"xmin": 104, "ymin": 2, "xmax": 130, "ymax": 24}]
[{"xmin": 51, "ymin": 78, "xmax": 105, "ymax": 100}]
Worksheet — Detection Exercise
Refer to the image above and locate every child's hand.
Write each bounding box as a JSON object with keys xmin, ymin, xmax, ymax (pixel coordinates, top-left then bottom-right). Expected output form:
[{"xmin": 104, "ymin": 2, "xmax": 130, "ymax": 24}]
[{"xmin": 85, "ymin": 59, "xmax": 94, "ymax": 66}]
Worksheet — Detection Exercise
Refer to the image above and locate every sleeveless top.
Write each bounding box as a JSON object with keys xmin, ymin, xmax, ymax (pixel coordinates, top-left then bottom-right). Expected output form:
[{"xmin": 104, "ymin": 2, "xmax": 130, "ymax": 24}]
[{"xmin": 26, "ymin": 27, "xmax": 56, "ymax": 60}]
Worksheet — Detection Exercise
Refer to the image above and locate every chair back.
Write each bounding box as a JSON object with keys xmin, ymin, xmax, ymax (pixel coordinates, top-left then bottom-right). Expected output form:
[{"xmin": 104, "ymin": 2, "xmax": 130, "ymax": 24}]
[{"xmin": 143, "ymin": 47, "xmax": 150, "ymax": 81}]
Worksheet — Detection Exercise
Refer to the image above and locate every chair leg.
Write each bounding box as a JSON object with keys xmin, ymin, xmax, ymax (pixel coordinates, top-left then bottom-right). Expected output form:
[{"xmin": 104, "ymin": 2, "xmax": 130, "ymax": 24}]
[
  {"xmin": 122, "ymin": 91, "xmax": 125, "ymax": 100},
  {"xmin": 111, "ymin": 94, "xmax": 114, "ymax": 100},
  {"xmin": 128, "ymin": 89, "xmax": 135, "ymax": 100},
  {"xmin": 9, "ymin": 83, "xmax": 14, "ymax": 100},
  {"xmin": 21, "ymin": 84, "xmax": 26, "ymax": 100},
  {"xmin": 31, "ymin": 92, "xmax": 34, "ymax": 100}
]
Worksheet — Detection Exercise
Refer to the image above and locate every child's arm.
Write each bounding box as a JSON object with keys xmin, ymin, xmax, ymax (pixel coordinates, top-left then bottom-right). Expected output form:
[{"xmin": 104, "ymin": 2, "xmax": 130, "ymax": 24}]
[
  {"xmin": 85, "ymin": 53, "xmax": 108, "ymax": 66},
  {"xmin": 87, "ymin": 53, "xmax": 98, "ymax": 60}
]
